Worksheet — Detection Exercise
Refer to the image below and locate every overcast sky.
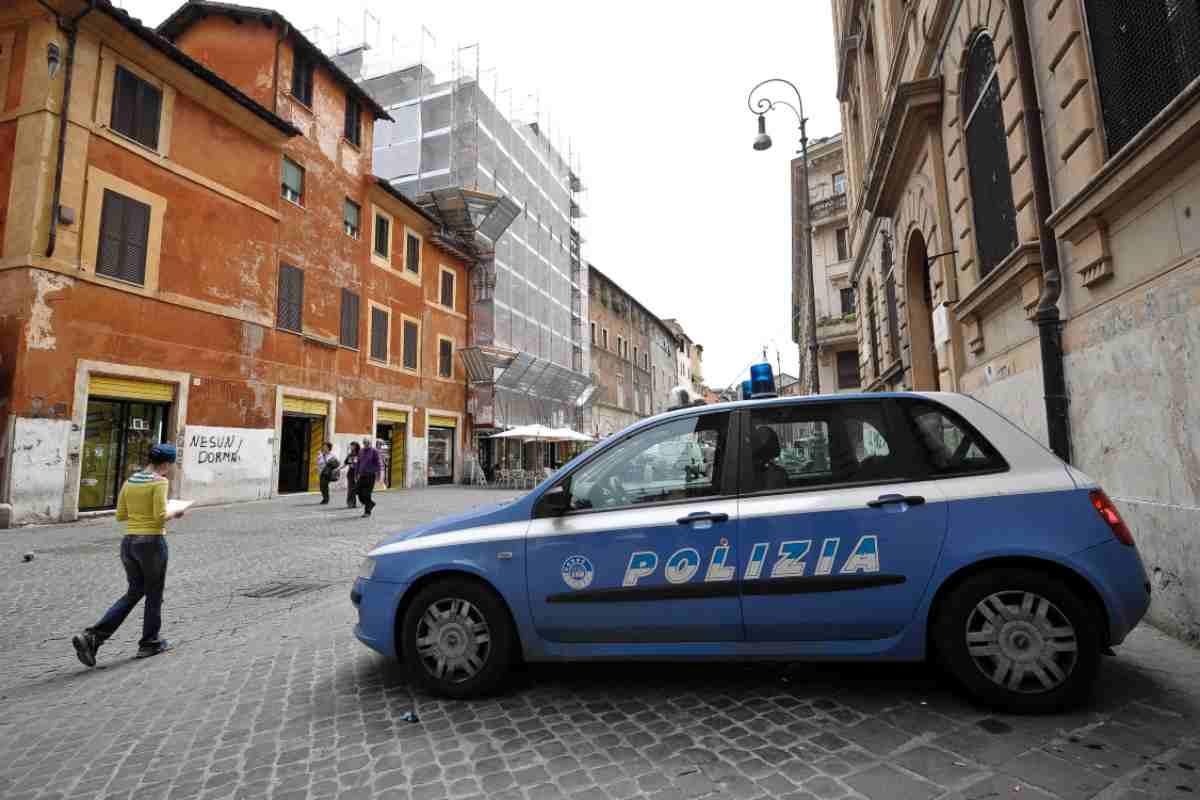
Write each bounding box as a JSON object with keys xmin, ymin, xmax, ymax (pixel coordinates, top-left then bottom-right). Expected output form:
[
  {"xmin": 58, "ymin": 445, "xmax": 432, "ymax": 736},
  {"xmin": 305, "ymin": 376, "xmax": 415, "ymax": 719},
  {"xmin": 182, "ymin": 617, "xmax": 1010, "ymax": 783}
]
[{"xmin": 126, "ymin": 0, "xmax": 841, "ymax": 391}]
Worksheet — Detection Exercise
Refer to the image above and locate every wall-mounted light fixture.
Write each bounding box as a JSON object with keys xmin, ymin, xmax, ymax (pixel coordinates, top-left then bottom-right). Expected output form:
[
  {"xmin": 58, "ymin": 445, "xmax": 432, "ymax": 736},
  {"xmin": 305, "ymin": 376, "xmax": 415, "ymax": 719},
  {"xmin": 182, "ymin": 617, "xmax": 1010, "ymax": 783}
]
[{"xmin": 47, "ymin": 42, "xmax": 62, "ymax": 78}]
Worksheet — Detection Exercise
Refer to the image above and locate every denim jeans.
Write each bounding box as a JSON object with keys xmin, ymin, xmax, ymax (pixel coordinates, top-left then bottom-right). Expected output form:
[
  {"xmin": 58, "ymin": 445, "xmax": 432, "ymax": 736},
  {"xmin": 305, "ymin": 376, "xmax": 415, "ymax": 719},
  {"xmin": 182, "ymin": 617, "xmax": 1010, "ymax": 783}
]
[{"xmin": 89, "ymin": 535, "xmax": 168, "ymax": 648}]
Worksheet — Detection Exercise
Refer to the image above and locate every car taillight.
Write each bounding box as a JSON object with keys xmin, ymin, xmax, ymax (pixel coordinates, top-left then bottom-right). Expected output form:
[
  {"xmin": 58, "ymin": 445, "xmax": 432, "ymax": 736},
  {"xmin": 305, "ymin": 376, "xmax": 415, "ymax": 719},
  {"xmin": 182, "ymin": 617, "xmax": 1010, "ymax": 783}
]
[{"xmin": 1089, "ymin": 490, "xmax": 1135, "ymax": 546}]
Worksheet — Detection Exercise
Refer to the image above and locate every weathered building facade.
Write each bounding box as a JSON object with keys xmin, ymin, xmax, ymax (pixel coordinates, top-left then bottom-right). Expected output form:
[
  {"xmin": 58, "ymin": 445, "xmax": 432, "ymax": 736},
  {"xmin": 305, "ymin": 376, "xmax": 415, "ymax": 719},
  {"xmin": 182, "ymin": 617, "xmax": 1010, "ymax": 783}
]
[
  {"xmin": 586, "ymin": 265, "xmax": 655, "ymax": 438},
  {"xmin": 0, "ymin": 1, "xmax": 498, "ymax": 526},
  {"xmin": 794, "ymin": 133, "xmax": 861, "ymax": 393},
  {"xmin": 662, "ymin": 318, "xmax": 704, "ymax": 397},
  {"xmin": 834, "ymin": 0, "xmax": 1200, "ymax": 640}
]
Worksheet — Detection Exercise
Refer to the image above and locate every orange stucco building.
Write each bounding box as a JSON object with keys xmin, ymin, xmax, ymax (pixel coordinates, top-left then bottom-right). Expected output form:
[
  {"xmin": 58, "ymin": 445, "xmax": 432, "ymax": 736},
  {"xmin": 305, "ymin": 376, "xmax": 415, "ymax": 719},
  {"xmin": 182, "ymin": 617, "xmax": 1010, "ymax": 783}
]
[{"xmin": 0, "ymin": 1, "xmax": 498, "ymax": 526}]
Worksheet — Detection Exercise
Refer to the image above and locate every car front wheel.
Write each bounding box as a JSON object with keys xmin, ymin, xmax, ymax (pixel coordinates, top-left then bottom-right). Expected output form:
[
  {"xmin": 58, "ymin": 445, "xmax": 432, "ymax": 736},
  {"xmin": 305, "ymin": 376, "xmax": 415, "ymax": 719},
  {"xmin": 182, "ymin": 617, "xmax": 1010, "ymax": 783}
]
[
  {"xmin": 400, "ymin": 577, "xmax": 514, "ymax": 698},
  {"xmin": 934, "ymin": 567, "xmax": 1101, "ymax": 713}
]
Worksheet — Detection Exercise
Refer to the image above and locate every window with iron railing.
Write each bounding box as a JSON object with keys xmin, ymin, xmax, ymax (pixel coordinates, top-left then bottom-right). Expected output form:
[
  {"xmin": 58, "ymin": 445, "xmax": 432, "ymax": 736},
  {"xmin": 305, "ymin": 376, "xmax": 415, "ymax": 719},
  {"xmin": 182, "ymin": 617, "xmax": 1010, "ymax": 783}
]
[{"xmin": 1084, "ymin": 1, "xmax": 1200, "ymax": 156}]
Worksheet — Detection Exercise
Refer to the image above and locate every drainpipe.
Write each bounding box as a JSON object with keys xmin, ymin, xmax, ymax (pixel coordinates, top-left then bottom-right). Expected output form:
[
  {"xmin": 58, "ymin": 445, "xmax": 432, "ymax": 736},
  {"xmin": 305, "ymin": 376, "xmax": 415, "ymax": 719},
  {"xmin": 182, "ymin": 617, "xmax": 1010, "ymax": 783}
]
[
  {"xmin": 43, "ymin": 0, "xmax": 95, "ymax": 260},
  {"xmin": 1009, "ymin": 0, "xmax": 1072, "ymax": 463}
]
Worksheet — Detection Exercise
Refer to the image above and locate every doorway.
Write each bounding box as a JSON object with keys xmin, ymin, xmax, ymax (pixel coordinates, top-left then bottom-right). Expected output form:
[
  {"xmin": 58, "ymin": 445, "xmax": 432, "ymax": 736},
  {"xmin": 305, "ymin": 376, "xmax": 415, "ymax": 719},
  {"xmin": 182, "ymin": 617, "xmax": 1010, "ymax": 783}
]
[
  {"xmin": 375, "ymin": 422, "xmax": 407, "ymax": 489},
  {"xmin": 79, "ymin": 399, "xmax": 169, "ymax": 511},
  {"xmin": 279, "ymin": 414, "xmax": 323, "ymax": 494},
  {"xmin": 905, "ymin": 230, "xmax": 939, "ymax": 390},
  {"xmin": 427, "ymin": 425, "xmax": 455, "ymax": 485}
]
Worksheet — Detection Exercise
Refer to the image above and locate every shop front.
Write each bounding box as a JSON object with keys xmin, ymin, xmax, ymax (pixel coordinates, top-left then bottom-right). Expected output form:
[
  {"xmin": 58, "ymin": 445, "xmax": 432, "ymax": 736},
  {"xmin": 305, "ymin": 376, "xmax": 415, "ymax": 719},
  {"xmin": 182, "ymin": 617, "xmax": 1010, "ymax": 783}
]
[
  {"xmin": 278, "ymin": 397, "xmax": 328, "ymax": 494},
  {"xmin": 79, "ymin": 376, "xmax": 174, "ymax": 511},
  {"xmin": 427, "ymin": 415, "xmax": 457, "ymax": 485},
  {"xmin": 375, "ymin": 409, "xmax": 408, "ymax": 489}
]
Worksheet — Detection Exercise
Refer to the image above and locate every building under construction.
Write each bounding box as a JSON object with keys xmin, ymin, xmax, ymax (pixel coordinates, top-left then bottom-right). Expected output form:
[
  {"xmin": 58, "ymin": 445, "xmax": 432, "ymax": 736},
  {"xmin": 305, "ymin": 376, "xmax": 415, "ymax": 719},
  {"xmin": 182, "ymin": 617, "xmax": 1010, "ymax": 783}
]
[{"xmin": 332, "ymin": 45, "xmax": 593, "ymax": 470}]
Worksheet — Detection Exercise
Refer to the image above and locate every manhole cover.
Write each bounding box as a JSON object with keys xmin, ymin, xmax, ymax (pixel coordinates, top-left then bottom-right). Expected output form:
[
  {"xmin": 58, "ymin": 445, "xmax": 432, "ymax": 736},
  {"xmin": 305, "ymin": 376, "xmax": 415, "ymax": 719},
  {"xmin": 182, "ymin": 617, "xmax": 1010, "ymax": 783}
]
[{"xmin": 240, "ymin": 580, "xmax": 330, "ymax": 599}]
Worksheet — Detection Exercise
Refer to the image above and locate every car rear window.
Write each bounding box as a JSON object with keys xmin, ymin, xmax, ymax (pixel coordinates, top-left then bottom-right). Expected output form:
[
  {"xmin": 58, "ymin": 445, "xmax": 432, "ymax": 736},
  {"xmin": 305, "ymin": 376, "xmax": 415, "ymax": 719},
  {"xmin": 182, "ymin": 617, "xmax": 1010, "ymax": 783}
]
[{"xmin": 901, "ymin": 400, "xmax": 1007, "ymax": 477}]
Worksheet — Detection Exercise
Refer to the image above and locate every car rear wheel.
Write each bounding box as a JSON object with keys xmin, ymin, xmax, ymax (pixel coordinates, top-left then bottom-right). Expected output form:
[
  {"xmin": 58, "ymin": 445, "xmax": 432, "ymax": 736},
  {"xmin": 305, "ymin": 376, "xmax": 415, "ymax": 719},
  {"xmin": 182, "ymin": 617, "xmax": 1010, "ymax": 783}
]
[
  {"xmin": 933, "ymin": 568, "xmax": 1101, "ymax": 713},
  {"xmin": 400, "ymin": 577, "xmax": 514, "ymax": 698}
]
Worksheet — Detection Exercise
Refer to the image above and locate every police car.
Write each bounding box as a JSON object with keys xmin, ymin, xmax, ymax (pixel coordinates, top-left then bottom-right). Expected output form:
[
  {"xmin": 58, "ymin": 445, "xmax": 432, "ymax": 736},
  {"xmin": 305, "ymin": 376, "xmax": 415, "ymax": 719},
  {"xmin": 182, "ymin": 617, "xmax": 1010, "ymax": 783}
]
[{"xmin": 352, "ymin": 376, "xmax": 1150, "ymax": 713}]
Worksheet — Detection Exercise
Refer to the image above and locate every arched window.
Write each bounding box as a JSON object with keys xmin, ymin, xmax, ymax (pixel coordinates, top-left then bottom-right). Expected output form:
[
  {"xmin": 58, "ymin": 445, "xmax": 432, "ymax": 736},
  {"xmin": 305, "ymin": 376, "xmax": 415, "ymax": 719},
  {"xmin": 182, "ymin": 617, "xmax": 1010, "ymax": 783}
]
[
  {"xmin": 963, "ymin": 32, "xmax": 1018, "ymax": 277},
  {"xmin": 866, "ymin": 280, "xmax": 881, "ymax": 378}
]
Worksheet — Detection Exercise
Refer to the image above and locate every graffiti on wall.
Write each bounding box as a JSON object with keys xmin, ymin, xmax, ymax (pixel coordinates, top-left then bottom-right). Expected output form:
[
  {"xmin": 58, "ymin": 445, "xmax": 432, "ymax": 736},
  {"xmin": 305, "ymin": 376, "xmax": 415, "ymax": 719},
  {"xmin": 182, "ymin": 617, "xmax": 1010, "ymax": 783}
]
[{"xmin": 189, "ymin": 432, "xmax": 246, "ymax": 464}]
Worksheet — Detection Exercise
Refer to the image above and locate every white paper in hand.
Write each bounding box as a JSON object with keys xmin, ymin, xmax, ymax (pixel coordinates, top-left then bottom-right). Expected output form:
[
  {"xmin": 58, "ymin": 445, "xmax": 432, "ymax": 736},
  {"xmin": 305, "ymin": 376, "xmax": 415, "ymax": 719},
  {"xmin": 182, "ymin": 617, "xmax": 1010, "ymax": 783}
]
[{"xmin": 167, "ymin": 499, "xmax": 194, "ymax": 516}]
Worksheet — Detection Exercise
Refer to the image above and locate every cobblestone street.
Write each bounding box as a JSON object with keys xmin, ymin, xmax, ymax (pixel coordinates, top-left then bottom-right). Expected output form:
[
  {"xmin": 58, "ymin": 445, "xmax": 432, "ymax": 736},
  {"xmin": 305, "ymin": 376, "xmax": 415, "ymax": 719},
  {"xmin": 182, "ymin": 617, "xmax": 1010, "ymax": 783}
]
[{"xmin": 1, "ymin": 488, "xmax": 1199, "ymax": 800}]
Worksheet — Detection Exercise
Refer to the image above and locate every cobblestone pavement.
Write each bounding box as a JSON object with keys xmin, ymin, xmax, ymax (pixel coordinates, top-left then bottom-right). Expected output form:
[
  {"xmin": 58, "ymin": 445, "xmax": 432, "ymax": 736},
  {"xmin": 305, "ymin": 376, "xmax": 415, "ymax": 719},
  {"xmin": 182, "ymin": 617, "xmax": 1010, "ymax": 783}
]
[{"xmin": 2, "ymin": 489, "xmax": 1200, "ymax": 800}]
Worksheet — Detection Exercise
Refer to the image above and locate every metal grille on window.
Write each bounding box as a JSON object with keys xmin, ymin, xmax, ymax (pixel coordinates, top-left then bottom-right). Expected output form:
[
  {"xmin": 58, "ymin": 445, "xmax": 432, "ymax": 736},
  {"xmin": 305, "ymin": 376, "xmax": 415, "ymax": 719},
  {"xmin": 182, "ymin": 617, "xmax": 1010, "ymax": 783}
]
[
  {"xmin": 370, "ymin": 308, "xmax": 388, "ymax": 362},
  {"xmin": 1085, "ymin": 1, "xmax": 1200, "ymax": 156},
  {"xmin": 340, "ymin": 289, "xmax": 359, "ymax": 348},
  {"xmin": 405, "ymin": 233, "xmax": 420, "ymax": 274},
  {"xmin": 282, "ymin": 158, "xmax": 303, "ymax": 204},
  {"xmin": 439, "ymin": 340, "xmax": 453, "ymax": 378},
  {"xmin": 97, "ymin": 189, "xmax": 150, "ymax": 285},
  {"xmin": 885, "ymin": 274, "xmax": 900, "ymax": 362},
  {"xmin": 277, "ymin": 264, "xmax": 303, "ymax": 332},
  {"xmin": 402, "ymin": 321, "xmax": 419, "ymax": 369},
  {"xmin": 963, "ymin": 32, "xmax": 1018, "ymax": 277}
]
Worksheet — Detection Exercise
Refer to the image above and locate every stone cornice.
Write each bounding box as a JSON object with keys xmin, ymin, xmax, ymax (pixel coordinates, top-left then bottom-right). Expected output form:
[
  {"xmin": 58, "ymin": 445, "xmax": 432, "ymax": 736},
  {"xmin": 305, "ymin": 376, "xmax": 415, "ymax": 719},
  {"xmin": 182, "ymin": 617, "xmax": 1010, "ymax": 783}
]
[
  {"xmin": 863, "ymin": 76, "xmax": 944, "ymax": 216},
  {"xmin": 953, "ymin": 242, "xmax": 1042, "ymax": 323}
]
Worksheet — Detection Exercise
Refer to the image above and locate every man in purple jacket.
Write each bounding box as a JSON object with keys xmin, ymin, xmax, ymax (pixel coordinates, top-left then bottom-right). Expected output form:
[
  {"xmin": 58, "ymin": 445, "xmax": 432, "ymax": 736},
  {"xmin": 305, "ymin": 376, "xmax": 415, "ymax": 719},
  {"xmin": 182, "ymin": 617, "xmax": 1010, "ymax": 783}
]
[{"xmin": 356, "ymin": 437, "xmax": 381, "ymax": 517}]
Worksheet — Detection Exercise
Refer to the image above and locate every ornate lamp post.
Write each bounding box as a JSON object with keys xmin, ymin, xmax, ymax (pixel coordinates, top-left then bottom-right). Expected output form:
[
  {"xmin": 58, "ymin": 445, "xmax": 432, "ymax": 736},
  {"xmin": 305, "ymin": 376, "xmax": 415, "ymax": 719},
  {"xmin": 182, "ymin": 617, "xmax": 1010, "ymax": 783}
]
[{"xmin": 747, "ymin": 78, "xmax": 819, "ymax": 395}]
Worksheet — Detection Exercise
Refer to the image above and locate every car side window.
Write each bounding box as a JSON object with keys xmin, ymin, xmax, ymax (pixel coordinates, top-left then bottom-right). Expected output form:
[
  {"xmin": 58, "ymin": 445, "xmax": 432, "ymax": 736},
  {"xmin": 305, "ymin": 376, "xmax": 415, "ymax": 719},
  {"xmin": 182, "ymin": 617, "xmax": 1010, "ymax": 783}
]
[
  {"xmin": 902, "ymin": 400, "xmax": 1007, "ymax": 476},
  {"xmin": 566, "ymin": 413, "xmax": 729, "ymax": 512},
  {"xmin": 747, "ymin": 402, "xmax": 915, "ymax": 493}
]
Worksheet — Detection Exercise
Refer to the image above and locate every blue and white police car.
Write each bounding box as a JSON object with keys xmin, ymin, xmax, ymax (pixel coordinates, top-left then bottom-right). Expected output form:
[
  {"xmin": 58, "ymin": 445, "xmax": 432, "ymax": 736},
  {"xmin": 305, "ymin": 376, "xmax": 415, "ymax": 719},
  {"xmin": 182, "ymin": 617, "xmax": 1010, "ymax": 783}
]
[{"xmin": 352, "ymin": 381, "xmax": 1150, "ymax": 712}]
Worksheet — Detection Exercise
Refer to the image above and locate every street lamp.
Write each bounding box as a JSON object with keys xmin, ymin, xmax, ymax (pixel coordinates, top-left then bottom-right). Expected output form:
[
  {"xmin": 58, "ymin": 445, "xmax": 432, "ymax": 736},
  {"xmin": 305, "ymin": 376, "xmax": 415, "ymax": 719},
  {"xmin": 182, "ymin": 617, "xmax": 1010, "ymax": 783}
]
[{"xmin": 747, "ymin": 78, "xmax": 820, "ymax": 396}]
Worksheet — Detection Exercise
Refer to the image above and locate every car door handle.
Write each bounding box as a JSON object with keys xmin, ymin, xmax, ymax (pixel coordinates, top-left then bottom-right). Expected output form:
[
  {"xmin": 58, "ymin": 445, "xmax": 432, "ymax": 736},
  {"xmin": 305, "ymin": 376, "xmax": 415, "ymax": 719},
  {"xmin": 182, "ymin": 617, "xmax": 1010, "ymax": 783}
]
[
  {"xmin": 677, "ymin": 512, "xmax": 729, "ymax": 525},
  {"xmin": 867, "ymin": 494, "xmax": 925, "ymax": 508}
]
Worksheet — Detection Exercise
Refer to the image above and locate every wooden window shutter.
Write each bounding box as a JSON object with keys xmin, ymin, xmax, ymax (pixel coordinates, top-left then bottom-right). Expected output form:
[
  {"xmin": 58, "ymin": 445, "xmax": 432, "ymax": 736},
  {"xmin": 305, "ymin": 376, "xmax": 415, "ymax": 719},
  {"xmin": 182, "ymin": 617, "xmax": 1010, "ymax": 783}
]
[
  {"xmin": 111, "ymin": 66, "xmax": 161, "ymax": 150},
  {"xmin": 403, "ymin": 320, "xmax": 418, "ymax": 370},
  {"xmin": 370, "ymin": 307, "xmax": 389, "ymax": 361},
  {"xmin": 340, "ymin": 289, "xmax": 359, "ymax": 348},
  {"xmin": 96, "ymin": 189, "xmax": 149, "ymax": 285},
  {"xmin": 438, "ymin": 339, "xmax": 453, "ymax": 377},
  {"xmin": 277, "ymin": 264, "xmax": 303, "ymax": 332},
  {"xmin": 405, "ymin": 233, "xmax": 420, "ymax": 274},
  {"xmin": 137, "ymin": 78, "xmax": 162, "ymax": 150},
  {"xmin": 440, "ymin": 270, "xmax": 454, "ymax": 308},
  {"xmin": 374, "ymin": 214, "xmax": 390, "ymax": 258}
]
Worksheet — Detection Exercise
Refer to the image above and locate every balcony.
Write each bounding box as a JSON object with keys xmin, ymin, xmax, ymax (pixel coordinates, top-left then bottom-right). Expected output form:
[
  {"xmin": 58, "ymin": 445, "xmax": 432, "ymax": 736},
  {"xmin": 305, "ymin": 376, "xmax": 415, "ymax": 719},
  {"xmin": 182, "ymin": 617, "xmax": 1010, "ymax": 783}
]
[
  {"xmin": 810, "ymin": 192, "xmax": 848, "ymax": 223},
  {"xmin": 816, "ymin": 312, "xmax": 857, "ymax": 345}
]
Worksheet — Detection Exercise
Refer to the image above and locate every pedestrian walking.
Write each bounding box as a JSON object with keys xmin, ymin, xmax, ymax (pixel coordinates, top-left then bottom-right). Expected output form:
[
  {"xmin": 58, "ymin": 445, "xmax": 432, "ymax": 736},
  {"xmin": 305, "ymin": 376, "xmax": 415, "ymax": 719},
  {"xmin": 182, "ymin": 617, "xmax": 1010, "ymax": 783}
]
[
  {"xmin": 356, "ymin": 437, "xmax": 382, "ymax": 517},
  {"xmin": 344, "ymin": 441, "xmax": 361, "ymax": 509},
  {"xmin": 316, "ymin": 442, "xmax": 339, "ymax": 505},
  {"xmin": 72, "ymin": 443, "xmax": 183, "ymax": 666}
]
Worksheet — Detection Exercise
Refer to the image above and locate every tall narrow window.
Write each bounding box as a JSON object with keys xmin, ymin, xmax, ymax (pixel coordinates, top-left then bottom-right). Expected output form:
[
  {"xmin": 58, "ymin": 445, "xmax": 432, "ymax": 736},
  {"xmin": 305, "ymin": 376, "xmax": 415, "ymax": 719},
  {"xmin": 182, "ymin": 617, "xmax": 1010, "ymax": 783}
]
[
  {"xmin": 339, "ymin": 289, "xmax": 359, "ymax": 348},
  {"xmin": 836, "ymin": 227, "xmax": 851, "ymax": 262},
  {"xmin": 291, "ymin": 51, "xmax": 314, "ymax": 106},
  {"xmin": 405, "ymin": 232, "xmax": 421, "ymax": 275},
  {"xmin": 1085, "ymin": 1, "xmax": 1200, "ymax": 156},
  {"xmin": 832, "ymin": 170, "xmax": 847, "ymax": 195},
  {"xmin": 885, "ymin": 273, "xmax": 900, "ymax": 362},
  {"xmin": 590, "ymin": 321, "xmax": 596, "ymax": 344},
  {"xmin": 374, "ymin": 213, "xmax": 391, "ymax": 259},
  {"xmin": 370, "ymin": 306, "xmax": 389, "ymax": 362},
  {"xmin": 439, "ymin": 268, "xmax": 456, "ymax": 309},
  {"xmin": 402, "ymin": 319, "xmax": 419, "ymax": 370},
  {"xmin": 963, "ymin": 32, "xmax": 1018, "ymax": 276},
  {"xmin": 866, "ymin": 280, "xmax": 880, "ymax": 377},
  {"xmin": 438, "ymin": 338, "xmax": 454, "ymax": 378},
  {"xmin": 277, "ymin": 264, "xmax": 303, "ymax": 333},
  {"xmin": 344, "ymin": 199, "xmax": 361, "ymax": 239},
  {"xmin": 96, "ymin": 189, "xmax": 150, "ymax": 285},
  {"xmin": 282, "ymin": 157, "xmax": 304, "ymax": 204},
  {"xmin": 344, "ymin": 95, "xmax": 362, "ymax": 147},
  {"xmin": 111, "ymin": 65, "xmax": 162, "ymax": 150}
]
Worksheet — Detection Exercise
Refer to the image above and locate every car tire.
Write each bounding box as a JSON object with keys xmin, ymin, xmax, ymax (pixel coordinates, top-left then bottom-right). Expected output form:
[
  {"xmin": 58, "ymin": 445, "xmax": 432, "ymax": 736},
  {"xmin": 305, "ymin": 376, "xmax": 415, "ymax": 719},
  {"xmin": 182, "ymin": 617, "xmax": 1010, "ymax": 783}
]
[
  {"xmin": 933, "ymin": 567, "xmax": 1101, "ymax": 714},
  {"xmin": 400, "ymin": 577, "xmax": 515, "ymax": 699}
]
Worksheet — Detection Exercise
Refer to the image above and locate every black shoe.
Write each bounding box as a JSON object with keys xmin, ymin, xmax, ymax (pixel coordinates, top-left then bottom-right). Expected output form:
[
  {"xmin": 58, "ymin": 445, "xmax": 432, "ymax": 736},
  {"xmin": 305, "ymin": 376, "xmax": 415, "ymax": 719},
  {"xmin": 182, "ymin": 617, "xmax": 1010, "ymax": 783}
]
[
  {"xmin": 362, "ymin": 509, "xmax": 372, "ymax": 517},
  {"xmin": 319, "ymin": 500, "xmax": 329, "ymax": 505},
  {"xmin": 72, "ymin": 631, "xmax": 98, "ymax": 667},
  {"xmin": 135, "ymin": 639, "xmax": 173, "ymax": 659}
]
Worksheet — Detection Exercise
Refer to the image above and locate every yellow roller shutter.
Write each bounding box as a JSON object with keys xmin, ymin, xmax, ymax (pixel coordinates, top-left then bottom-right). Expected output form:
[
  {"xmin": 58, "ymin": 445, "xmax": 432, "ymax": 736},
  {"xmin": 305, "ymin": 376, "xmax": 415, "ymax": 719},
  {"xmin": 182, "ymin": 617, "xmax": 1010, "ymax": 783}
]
[
  {"xmin": 390, "ymin": 425, "xmax": 405, "ymax": 488},
  {"xmin": 308, "ymin": 417, "xmax": 325, "ymax": 491},
  {"xmin": 88, "ymin": 376, "xmax": 174, "ymax": 403},
  {"xmin": 429, "ymin": 415, "xmax": 457, "ymax": 428},
  {"xmin": 378, "ymin": 409, "xmax": 408, "ymax": 424},
  {"xmin": 282, "ymin": 396, "xmax": 328, "ymax": 417}
]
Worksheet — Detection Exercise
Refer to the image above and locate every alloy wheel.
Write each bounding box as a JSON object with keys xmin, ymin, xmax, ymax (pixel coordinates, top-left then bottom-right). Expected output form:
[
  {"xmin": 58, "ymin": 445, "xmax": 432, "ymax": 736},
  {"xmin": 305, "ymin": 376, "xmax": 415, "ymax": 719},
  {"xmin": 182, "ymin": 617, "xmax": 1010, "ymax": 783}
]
[
  {"xmin": 965, "ymin": 590, "xmax": 1079, "ymax": 694},
  {"xmin": 415, "ymin": 597, "xmax": 492, "ymax": 684}
]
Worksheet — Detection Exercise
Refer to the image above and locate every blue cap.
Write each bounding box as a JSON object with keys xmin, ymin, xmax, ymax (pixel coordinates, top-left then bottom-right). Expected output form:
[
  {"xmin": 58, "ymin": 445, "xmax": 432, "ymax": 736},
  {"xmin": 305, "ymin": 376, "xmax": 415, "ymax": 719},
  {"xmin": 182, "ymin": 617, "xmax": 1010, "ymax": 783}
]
[{"xmin": 149, "ymin": 443, "xmax": 177, "ymax": 464}]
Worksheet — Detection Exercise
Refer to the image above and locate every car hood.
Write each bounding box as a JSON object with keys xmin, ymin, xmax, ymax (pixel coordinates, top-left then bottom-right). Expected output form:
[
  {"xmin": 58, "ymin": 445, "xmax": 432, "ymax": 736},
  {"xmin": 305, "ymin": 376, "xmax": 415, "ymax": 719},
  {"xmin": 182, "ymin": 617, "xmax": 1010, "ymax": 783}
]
[{"xmin": 368, "ymin": 500, "xmax": 520, "ymax": 556}]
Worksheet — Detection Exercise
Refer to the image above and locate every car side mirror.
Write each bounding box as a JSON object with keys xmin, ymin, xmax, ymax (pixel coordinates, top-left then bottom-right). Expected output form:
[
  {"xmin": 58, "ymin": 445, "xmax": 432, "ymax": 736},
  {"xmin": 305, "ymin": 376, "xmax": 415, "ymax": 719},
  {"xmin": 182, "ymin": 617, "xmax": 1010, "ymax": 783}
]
[{"xmin": 537, "ymin": 484, "xmax": 571, "ymax": 517}]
